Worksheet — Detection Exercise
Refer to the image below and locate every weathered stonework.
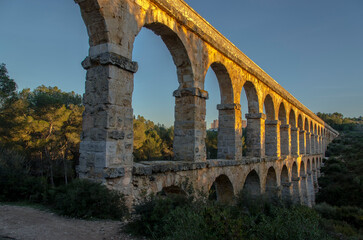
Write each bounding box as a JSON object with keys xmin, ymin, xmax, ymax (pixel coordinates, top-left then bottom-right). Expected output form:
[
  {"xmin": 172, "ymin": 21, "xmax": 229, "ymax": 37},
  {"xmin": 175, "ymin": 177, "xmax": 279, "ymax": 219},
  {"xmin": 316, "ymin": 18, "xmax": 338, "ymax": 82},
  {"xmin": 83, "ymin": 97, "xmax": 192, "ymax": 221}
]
[{"xmin": 75, "ymin": 0, "xmax": 339, "ymax": 207}]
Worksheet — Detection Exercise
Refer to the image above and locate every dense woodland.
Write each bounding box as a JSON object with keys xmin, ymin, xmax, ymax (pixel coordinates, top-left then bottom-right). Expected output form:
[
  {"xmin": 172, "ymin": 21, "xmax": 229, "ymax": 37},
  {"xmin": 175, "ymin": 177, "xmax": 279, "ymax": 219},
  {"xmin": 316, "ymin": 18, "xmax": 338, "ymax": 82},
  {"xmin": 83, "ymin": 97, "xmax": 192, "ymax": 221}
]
[{"xmin": 1, "ymin": 63, "xmax": 363, "ymax": 239}]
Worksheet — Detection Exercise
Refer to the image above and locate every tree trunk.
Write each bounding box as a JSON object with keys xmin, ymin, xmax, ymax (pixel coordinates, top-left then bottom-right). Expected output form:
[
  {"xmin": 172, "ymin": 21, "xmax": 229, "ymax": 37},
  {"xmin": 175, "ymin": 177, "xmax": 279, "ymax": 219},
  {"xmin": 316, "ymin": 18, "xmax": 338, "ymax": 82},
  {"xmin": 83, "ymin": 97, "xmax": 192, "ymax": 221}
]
[
  {"xmin": 45, "ymin": 149, "xmax": 54, "ymax": 187},
  {"xmin": 63, "ymin": 152, "xmax": 68, "ymax": 185}
]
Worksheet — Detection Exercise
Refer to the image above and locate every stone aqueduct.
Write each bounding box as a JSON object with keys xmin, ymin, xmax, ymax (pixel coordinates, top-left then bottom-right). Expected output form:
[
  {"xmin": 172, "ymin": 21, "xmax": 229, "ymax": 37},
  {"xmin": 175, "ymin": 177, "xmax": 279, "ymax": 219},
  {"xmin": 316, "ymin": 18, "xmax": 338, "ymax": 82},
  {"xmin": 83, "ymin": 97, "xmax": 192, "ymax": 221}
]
[{"xmin": 75, "ymin": 0, "xmax": 338, "ymax": 206}]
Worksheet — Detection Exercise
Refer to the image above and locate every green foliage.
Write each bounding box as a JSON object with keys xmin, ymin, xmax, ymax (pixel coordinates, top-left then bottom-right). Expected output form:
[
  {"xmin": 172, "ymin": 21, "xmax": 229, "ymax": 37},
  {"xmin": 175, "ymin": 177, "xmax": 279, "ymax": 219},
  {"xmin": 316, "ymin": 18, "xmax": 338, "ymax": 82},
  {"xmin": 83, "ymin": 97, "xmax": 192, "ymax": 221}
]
[
  {"xmin": 0, "ymin": 63, "xmax": 17, "ymax": 107},
  {"xmin": 206, "ymin": 130, "xmax": 218, "ymax": 159},
  {"xmin": 126, "ymin": 193, "xmax": 330, "ymax": 240},
  {"xmin": 317, "ymin": 131, "xmax": 363, "ymax": 208},
  {"xmin": 0, "ymin": 147, "xmax": 48, "ymax": 203},
  {"xmin": 48, "ymin": 179, "xmax": 128, "ymax": 219},
  {"xmin": 133, "ymin": 115, "xmax": 174, "ymax": 161},
  {"xmin": 317, "ymin": 112, "xmax": 363, "ymax": 131},
  {"xmin": 315, "ymin": 203, "xmax": 363, "ymax": 231},
  {"xmin": 125, "ymin": 194, "xmax": 193, "ymax": 237},
  {"xmin": 0, "ymin": 80, "xmax": 83, "ymax": 186}
]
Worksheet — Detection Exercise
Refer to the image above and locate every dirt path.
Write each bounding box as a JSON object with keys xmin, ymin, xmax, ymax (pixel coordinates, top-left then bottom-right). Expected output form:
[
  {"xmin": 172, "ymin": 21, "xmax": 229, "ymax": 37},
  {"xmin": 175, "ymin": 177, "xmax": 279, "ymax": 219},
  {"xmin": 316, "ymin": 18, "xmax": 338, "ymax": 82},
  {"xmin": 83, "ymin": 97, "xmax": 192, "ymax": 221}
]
[{"xmin": 0, "ymin": 205, "xmax": 142, "ymax": 240}]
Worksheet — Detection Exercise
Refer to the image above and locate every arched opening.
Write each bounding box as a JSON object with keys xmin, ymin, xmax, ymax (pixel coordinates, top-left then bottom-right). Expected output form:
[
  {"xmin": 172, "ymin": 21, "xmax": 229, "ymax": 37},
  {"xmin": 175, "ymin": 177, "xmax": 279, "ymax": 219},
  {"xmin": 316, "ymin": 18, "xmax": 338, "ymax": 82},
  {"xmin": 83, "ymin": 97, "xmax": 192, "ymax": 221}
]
[
  {"xmin": 298, "ymin": 115, "xmax": 304, "ymax": 155},
  {"xmin": 209, "ymin": 174, "xmax": 234, "ymax": 203},
  {"xmin": 289, "ymin": 109, "xmax": 298, "ymax": 155},
  {"xmin": 132, "ymin": 24, "xmax": 183, "ymax": 161},
  {"xmin": 204, "ymin": 66, "xmax": 221, "ymax": 159},
  {"xmin": 133, "ymin": 22, "xmax": 204, "ymax": 162},
  {"xmin": 241, "ymin": 82, "xmax": 262, "ymax": 157},
  {"xmin": 242, "ymin": 170, "xmax": 261, "ymax": 198},
  {"xmin": 305, "ymin": 118, "xmax": 310, "ymax": 154},
  {"xmin": 278, "ymin": 102, "xmax": 289, "ymax": 156},
  {"xmin": 310, "ymin": 121, "xmax": 315, "ymax": 154},
  {"xmin": 204, "ymin": 62, "xmax": 238, "ymax": 160},
  {"xmin": 280, "ymin": 165, "xmax": 291, "ymax": 202},
  {"xmin": 291, "ymin": 162, "xmax": 300, "ymax": 203},
  {"xmin": 319, "ymin": 126, "xmax": 322, "ymax": 153},
  {"xmin": 300, "ymin": 161, "xmax": 309, "ymax": 205},
  {"xmin": 264, "ymin": 95, "xmax": 278, "ymax": 157},
  {"xmin": 265, "ymin": 167, "xmax": 278, "ymax": 199},
  {"xmin": 314, "ymin": 124, "xmax": 318, "ymax": 154},
  {"xmin": 158, "ymin": 185, "xmax": 186, "ymax": 197}
]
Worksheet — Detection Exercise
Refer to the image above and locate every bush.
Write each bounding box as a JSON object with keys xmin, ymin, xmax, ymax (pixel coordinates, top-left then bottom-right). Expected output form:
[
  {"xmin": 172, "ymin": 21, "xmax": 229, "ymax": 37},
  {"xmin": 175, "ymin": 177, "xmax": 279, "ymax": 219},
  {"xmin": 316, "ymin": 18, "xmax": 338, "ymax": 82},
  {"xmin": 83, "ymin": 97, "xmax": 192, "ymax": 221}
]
[
  {"xmin": 48, "ymin": 179, "xmax": 128, "ymax": 219},
  {"xmin": 0, "ymin": 147, "xmax": 49, "ymax": 202},
  {"xmin": 315, "ymin": 203, "xmax": 363, "ymax": 231},
  {"xmin": 126, "ymin": 194, "xmax": 193, "ymax": 237},
  {"xmin": 127, "ymin": 193, "xmax": 330, "ymax": 240}
]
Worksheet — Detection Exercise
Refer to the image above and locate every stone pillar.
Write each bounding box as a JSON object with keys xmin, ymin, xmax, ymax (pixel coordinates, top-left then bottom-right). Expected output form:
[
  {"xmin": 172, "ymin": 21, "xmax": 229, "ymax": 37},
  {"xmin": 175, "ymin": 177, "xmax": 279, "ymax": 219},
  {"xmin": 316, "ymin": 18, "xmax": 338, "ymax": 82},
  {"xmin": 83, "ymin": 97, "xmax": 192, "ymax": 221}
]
[
  {"xmin": 281, "ymin": 181, "xmax": 292, "ymax": 203},
  {"xmin": 299, "ymin": 174, "xmax": 310, "ymax": 206},
  {"xmin": 313, "ymin": 168, "xmax": 319, "ymax": 193},
  {"xmin": 299, "ymin": 130, "xmax": 306, "ymax": 155},
  {"xmin": 245, "ymin": 113, "xmax": 266, "ymax": 157},
  {"xmin": 217, "ymin": 103, "xmax": 242, "ymax": 160},
  {"xmin": 173, "ymin": 88, "xmax": 208, "ymax": 162},
  {"xmin": 311, "ymin": 134, "xmax": 315, "ymax": 154},
  {"xmin": 291, "ymin": 176, "xmax": 300, "ymax": 204},
  {"xmin": 280, "ymin": 124, "xmax": 291, "ymax": 156},
  {"xmin": 265, "ymin": 120, "xmax": 281, "ymax": 157},
  {"xmin": 78, "ymin": 52, "xmax": 138, "ymax": 204},
  {"xmin": 306, "ymin": 132, "xmax": 311, "ymax": 154},
  {"xmin": 291, "ymin": 127, "xmax": 300, "ymax": 155},
  {"xmin": 315, "ymin": 135, "xmax": 319, "ymax": 154},
  {"xmin": 307, "ymin": 170, "xmax": 315, "ymax": 206}
]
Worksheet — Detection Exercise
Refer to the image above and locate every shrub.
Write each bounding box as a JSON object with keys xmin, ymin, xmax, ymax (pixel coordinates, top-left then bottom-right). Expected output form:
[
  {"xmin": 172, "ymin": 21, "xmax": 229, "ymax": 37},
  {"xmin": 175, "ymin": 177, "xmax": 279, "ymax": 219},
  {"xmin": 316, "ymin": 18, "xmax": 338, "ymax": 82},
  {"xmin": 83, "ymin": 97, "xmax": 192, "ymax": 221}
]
[
  {"xmin": 125, "ymin": 194, "xmax": 193, "ymax": 237},
  {"xmin": 127, "ymin": 193, "xmax": 330, "ymax": 240},
  {"xmin": 48, "ymin": 179, "xmax": 128, "ymax": 219},
  {"xmin": 0, "ymin": 147, "xmax": 49, "ymax": 202}
]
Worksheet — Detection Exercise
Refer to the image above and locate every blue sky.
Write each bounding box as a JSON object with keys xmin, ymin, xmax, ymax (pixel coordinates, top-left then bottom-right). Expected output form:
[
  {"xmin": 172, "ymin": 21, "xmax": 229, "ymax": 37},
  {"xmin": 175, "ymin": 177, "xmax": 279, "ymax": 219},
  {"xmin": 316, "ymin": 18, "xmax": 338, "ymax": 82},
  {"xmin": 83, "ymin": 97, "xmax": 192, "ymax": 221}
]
[{"xmin": 0, "ymin": 0, "xmax": 362, "ymax": 127}]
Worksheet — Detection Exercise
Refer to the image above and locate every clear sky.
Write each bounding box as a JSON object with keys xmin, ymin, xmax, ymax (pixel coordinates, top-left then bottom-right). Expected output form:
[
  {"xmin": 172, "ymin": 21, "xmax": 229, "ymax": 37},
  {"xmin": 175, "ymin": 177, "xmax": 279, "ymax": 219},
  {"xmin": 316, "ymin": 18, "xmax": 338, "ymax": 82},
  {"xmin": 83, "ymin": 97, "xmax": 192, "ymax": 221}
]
[{"xmin": 1, "ymin": 0, "xmax": 362, "ymax": 127}]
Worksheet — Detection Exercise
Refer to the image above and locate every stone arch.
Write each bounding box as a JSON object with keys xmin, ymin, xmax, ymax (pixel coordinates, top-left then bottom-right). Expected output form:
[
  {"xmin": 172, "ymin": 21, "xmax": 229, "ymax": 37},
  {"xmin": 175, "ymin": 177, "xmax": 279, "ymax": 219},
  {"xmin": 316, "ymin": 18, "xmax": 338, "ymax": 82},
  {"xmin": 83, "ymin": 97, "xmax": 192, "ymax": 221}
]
[
  {"xmin": 297, "ymin": 115, "xmax": 303, "ymax": 129},
  {"xmin": 300, "ymin": 161, "xmax": 309, "ymax": 205},
  {"xmin": 264, "ymin": 94, "xmax": 275, "ymax": 120},
  {"xmin": 242, "ymin": 170, "xmax": 261, "ymax": 197},
  {"xmin": 313, "ymin": 124, "xmax": 318, "ymax": 154},
  {"xmin": 289, "ymin": 109, "xmax": 296, "ymax": 127},
  {"xmin": 289, "ymin": 109, "xmax": 298, "ymax": 155},
  {"xmin": 242, "ymin": 81, "xmax": 263, "ymax": 157},
  {"xmin": 204, "ymin": 62, "xmax": 241, "ymax": 160},
  {"xmin": 158, "ymin": 185, "xmax": 186, "ymax": 196},
  {"xmin": 278, "ymin": 102, "xmax": 289, "ymax": 156},
  {"xmin": 280, "ymin": 165, "xmax": 291, "ymax": 202},
  {"xmin": 264, "ymin": 95, "xmax": 278, "ymax": 156},
  {"xmin": 310, "ymin": 121, "xmax": 316, "ymax": 154},
  {"xmin": 77, "ymin": 0, "xmax": 116, "ymax": 47},
  {"xmin": 209, "ymin": 174, "xmax": 235, "ymax": 203},
  {"xmin": 278, "ymin": 102, "xmax": 287, "ymax": 124},
  {"xmin": 242, "ymin": 81, "xmax": 259, "ymax": 114},
  {"xmin": 265, "ymin": 167, "xmax": 278, "ymax": 199},
  {"xmin": 205, "ymin": 62, "xmax": 234, "ymax": 104},
  {"xmin": 305, "ymin": 118, "xmax": 311, "ymax": 154},
  {"xmin": 291, "ymin": 162, "xmax": 300, "ymax": 203},
  {"xmin": 298, "ymin": 115, "xmax": 305, "ymax": 154},
  {"xmin": 141, "ymin": 22, "xmax": 194, "ymax": 88},
  {"xmin": 132, "ymin": 22, "xmax": 200, "ymax": 161}
]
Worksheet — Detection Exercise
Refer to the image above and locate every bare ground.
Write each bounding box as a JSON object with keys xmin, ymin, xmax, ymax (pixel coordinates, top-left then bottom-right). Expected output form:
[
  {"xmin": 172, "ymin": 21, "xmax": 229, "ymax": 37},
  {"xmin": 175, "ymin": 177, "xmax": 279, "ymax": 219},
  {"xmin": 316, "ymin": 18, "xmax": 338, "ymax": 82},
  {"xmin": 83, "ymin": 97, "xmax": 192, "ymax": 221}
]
[{"xmin": 0, "ymin": 205, "xmax": 143, "ymax": 240}]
